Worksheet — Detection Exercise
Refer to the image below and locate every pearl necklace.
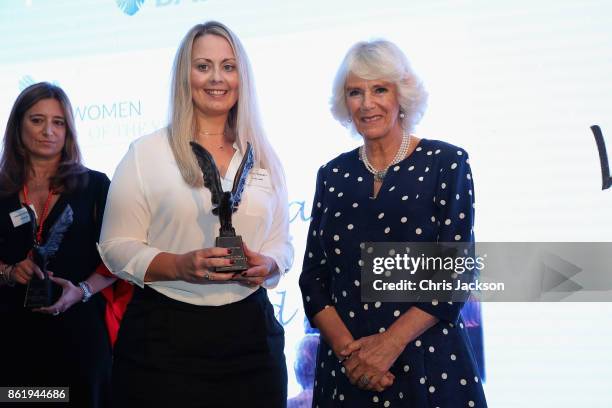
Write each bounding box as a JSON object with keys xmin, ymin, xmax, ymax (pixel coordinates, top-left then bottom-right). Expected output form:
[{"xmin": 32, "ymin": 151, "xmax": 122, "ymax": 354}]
[{"xmin": 359, "ymin": 133, "xmax": 411, "ymax": 182}]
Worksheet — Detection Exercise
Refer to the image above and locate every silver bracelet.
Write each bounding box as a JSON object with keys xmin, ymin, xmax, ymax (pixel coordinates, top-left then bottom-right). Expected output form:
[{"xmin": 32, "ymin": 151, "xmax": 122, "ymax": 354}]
[
  {"xmin": 1, "ymin": 264, "xmax": 15, "ymax": 286},
  {"xmin": 79, "ymin": 281, "xmax": 93, "ymax": 302}
]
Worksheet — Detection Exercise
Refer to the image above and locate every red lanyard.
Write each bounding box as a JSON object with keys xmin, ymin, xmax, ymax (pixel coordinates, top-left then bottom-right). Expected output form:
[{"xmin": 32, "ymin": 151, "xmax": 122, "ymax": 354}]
[{"xmin": 22, "ymin": 185, "xmax": 54, "ymax": 245}]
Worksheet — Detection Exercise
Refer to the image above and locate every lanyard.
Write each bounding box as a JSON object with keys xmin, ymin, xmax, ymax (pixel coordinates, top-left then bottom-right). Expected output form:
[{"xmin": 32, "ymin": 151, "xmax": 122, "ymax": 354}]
[{"xmin": 22, "ymin": 185, "xmax": 54, "ymax": 245}]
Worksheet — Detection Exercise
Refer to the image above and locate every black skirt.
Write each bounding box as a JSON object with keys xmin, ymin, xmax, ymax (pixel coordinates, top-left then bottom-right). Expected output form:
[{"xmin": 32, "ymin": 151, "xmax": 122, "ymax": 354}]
[{"xmin": 112, "ymin": 286, "xmax": 287, "ymax": 408}]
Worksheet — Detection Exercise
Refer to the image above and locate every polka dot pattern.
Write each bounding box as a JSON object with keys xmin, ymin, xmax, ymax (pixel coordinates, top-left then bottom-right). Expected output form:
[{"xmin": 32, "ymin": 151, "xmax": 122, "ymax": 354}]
[{"xmin": 300, "ymin": 140, "xmax": 484, "ymax": 407}]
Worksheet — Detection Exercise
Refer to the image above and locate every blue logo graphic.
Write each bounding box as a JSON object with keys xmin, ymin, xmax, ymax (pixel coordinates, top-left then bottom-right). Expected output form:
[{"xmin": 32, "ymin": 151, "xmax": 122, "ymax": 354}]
[
  {"xmin": 116, "ymin": 0, "xmax": 145, "ymax": 16},
  {"xmin": 289, "ymin": 201, "xmax": 311, "ymax": 224},
  {"xmin": 272, "ymin": 290, "xmax": 298, "ymax": 327},
  {"xmin": 18, "ymin": 76, "xmax": 60, "ymax": 92},
  {"xmin": 18, "ymin": 75, "xmax": 36, "ymax": 91}
]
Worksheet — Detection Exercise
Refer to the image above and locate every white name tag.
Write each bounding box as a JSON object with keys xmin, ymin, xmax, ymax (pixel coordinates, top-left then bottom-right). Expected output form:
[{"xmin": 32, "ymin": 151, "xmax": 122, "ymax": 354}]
[
  {"xmin": 247, "ymin": 168, "xmax": 272, "ymax": 189},
  {"xmin": 9, "ymin": 207, "xmax": 31, "ymax": 228}
]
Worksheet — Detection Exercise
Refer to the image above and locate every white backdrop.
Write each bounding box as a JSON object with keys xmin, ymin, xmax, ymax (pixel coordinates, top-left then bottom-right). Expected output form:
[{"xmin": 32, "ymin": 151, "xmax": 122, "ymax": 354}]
[{"xmin": 1, "ymin": 0, "xmax": 611, "ymax": 405}]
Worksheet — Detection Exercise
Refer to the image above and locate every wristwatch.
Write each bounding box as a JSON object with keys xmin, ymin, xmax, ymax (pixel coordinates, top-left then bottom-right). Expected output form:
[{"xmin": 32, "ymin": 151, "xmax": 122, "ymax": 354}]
[{"xmin": 78, "ymin": 281, "xmax": 93, "ymax": 303}]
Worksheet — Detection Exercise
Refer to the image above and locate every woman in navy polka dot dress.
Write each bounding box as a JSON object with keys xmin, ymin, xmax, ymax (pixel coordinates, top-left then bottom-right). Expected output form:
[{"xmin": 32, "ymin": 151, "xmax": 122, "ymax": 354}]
[{"xmin": 299, "ymin": 40, "xmax": 487, "ymax": 407}]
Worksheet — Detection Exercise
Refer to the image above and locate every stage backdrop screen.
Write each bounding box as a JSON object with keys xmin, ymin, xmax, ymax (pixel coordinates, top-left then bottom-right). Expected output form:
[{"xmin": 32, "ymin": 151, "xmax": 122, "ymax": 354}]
[{"xmin": 1, "ymin": 1, "xmax": 611, "ymax": 406}]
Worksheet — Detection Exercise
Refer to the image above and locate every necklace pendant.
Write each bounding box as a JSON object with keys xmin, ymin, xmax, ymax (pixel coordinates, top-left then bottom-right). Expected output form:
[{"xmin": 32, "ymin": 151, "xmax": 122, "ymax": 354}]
[{"xmin": 360, "ymin": 132, "xmax": 410, "ymax": 184}]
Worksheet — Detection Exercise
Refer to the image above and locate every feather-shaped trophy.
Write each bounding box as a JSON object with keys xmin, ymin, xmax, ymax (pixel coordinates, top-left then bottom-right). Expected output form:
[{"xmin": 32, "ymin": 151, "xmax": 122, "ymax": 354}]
[
  {"xmin": 190, "ymin": 141, "xmax": 254, "ymax": 272},
  {"xmin": 24, "ymin": 204, "xmax": 74, "ymax": 308}
]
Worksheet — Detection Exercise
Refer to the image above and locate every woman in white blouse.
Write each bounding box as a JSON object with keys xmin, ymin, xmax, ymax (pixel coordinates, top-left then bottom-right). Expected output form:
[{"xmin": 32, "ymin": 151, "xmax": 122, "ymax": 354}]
[{"xmin": 99, "ymin": 21, "xmax": 293, "ymax": 408}]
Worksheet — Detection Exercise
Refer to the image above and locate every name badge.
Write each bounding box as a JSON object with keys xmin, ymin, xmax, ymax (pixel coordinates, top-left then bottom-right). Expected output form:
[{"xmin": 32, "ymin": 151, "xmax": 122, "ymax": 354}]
[
  {"xmin": 247, "ymin": 168, "xmax": 272, "ymax": 190},
  {"xmin": 9, "ymin": 207, "xmax": 31, "ymax": 228}
]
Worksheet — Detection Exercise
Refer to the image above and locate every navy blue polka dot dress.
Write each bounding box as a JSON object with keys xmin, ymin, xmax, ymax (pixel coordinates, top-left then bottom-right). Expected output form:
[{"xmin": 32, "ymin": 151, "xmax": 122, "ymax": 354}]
[{"xmin": 299, "ymin": 139, "xmax": 488, "ymax": 407}]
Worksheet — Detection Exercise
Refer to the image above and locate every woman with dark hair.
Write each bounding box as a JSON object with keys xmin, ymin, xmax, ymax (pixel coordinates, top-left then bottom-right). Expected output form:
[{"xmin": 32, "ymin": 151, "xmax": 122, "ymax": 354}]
[
  {"xmin": 0, "ymin": 82, "xmax": 116, "ymax": 407},
  {"xmin": 99, "ymin": 21, "xmax": 292, "ymax": 407}
]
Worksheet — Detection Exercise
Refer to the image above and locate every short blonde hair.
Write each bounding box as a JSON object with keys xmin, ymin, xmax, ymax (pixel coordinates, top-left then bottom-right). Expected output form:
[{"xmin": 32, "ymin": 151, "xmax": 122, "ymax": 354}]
[
  {"xmin": 330, "ymin": 39, "xmax": 428, "ymax": 133},
  {"xmin": 168, "ymin": 21, "xmax": 285, "ymax": 189}
]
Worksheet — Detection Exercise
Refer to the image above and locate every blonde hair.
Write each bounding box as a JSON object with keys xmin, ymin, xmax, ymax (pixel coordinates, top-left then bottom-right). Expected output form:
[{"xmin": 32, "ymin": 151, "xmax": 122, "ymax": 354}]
[
  {"xmin": 330, "ymin": 39, "xmax": 428, "ymax": 134},
  {"xmin": 168, "ymin": 21, "xmax": 285, "ymax": 189}
]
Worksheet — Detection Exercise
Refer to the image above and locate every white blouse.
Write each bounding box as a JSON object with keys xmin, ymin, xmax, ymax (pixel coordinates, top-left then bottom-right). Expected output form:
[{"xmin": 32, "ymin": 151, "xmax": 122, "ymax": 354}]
[{"xmin": 98, "ymin": 128, "xmax": 293, "ymax": 306}]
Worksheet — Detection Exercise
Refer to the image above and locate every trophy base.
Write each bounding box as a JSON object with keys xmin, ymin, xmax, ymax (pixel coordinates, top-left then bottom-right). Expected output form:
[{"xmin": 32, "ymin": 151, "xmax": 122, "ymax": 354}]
[
  {"xmin": 215, "ymin": 235, "xmax": 248, "ymax": 273},
  {"xmin": 24, "ymin": 277, "xmax": 52, "ymax": 308}
]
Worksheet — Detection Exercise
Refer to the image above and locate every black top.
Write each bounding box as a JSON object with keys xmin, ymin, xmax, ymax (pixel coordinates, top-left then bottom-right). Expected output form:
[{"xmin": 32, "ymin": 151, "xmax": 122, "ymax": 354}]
[{"xmin": 0, "ymin": 169, "xmax": 112, "ymax": 408}]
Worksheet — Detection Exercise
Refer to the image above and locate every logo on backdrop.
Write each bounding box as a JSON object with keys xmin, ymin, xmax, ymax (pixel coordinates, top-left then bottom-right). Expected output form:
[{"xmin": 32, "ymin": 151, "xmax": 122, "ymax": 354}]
[
  {"xmin": 289, "ymin": 201, "xmax": 311, "ymax": 224},
  {"xmin": 272, "ymin": 290, "xmax": 298, "ymax": 326},
  {"xmin": 115, "ymin": 0, "xmax": 208, "ymax": 16},
  {"xmin": 74, "ymin": 100, "xmax": 143, "ymax": 121},
  {"xmin": 18, "ymin": 76, "xmax": 60, "ymax": 92},
  {"xmin": 18, "ymin": 75, "xmax": 36, "ymax": 91},
  {"xmin": 116, "ymin": 0, "xmax": 145, "ymax": 16}
]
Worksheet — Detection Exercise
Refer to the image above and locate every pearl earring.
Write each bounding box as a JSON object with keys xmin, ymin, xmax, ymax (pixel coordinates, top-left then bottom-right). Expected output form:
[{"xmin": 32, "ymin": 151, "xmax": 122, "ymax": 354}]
[{"xmin": 399, "ymin": 112, "xmax": 405, "ymax": 119}]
